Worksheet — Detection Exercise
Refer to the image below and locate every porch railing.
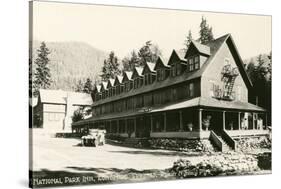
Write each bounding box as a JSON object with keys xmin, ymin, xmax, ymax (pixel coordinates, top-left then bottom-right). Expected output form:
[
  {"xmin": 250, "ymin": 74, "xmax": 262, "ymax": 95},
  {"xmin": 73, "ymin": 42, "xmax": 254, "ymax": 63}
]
[
  {"xmin": 210, "ymin": 131, "xmax": 223, "ymax": 151},
  {"xmin": 222, "ymin": 130, "xmax": 237, "ymax": 151}
]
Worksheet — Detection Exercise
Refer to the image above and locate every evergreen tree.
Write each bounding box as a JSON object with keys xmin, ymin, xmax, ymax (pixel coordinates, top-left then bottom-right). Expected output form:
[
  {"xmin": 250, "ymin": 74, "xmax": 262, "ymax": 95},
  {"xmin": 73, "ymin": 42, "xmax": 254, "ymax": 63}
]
[
  {"xmin": 29, "ymin": 58, "xmax": 33, "ymax": 98},
  {"xmin": 138, "ymin": 41, "xmax": 162, "ymax": 66},
  {"xmin": 184, "ymin": 30, "xmax": 193, "ymax": 51},
  {"xmin": 101, "ymin": 51, "xmax": 121, "ymax": 81},
  {"xmin": 82, "ymin": 78, "xmax": 93, "ymax": 94},
  {"xmin": 199, "ymin": 16, "xmax": 214, "ymax": 44},
  {"xmin": 75, "ymin": 79, "xmax": 84, "ymax": 92},
  {"xmin": 72, "ymin": 108, "xmax": 84, "ymax": 123},
  {"xmin": 122, "ymin": 50, "xmax": 140, "ymax": 71},
  {"xmin": 33, "ymin": 42, "xmax": 52, "ymax": 96}
]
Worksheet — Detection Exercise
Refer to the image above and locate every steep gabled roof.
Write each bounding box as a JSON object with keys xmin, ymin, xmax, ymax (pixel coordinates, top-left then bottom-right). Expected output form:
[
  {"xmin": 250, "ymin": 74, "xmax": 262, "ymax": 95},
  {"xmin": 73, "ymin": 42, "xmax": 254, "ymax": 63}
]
[
  {"xmin": 142, "ymin": 62, "xmax": 156, "ymax": 75},
  {"xmin": 107, "ymin": 78, "xmax": 115, "ymax": 88},
  {"xmin": 114, "ymin": 75, "xmax": 124, "ymax": 86},
  {"xmin": 184, "ymin": 40, "xmax": 211, "ymax": 58},
  {"xmin": 96, "ymin": 84, "xmax": 101, "ymax": 93},
  {"xmin": 100, "ymin": 81, "xmax": 108, "ymax": 91},
  {"xmin": 154, "ymin": 57, "xmax": 170, "ymax": 70},
  {"xmin": 122, "ymin": 71, "xmax": 133, "ymax": 83},
  {"xmin": 168, "ymin": 50, "xmax": 187, "ymax": 65},
  {"xmin": 38, "ymin": 89, "xmax": 92, "ymax": 106},
  {"xmin": 92, "ymin": 34, "xmax": 252, "ymax": 106},
  {"xmin": 132, "ymin": 66, "xmax": 144, "ymax": 79}
]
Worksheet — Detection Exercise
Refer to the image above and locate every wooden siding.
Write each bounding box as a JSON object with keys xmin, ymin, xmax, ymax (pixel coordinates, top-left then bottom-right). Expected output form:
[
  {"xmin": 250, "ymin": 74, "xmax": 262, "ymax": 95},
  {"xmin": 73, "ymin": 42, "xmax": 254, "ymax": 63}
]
[{"xmin": 201, "ymin": 42, "xmax": 248, "ymax": 102}]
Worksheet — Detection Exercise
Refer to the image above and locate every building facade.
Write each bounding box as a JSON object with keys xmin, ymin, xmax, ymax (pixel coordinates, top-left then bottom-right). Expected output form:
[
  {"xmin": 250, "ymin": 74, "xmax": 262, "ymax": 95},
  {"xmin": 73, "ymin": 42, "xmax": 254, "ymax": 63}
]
[
  {"xmin": 34, "ymin": 89, "xmax": 92, "ymax": 133},
  {"xmin": 72, "ymin": 34, "xmax": 268, "ymax": 148}
]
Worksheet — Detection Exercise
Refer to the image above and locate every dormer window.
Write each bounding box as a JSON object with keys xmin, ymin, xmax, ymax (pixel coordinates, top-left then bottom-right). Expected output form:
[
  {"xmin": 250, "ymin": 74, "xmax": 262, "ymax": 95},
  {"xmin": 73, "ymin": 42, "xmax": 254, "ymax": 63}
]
[
  {"xmin": 134, "ymin": 78, "xmax": 137, "ymax": 89},
  {"xmin": 125, "ymin": 81, "xmax": 130, "ymax": 91},
  {"xmin": 112, "ymin": 87, "xmax": 116, "ymax": 96},
  {"xmin": 176, "ymin": 63, "xmax": 182, "ymax": 76},
  {"xmin": 116, "ymin": 85, "xmax": 120, "ymax": 95},
  {"xmin": 189, "ymin": 58, "xmax": 194, "ymax": 71},
  {"xmin": 144, "ymin": 74, "xmax": 149, "ymax": 85},
  {"xmin": 109, "ymin": 88, "xmax": 112, "ymax": 97},
  {"xmin": 157, "ymin": 69, "xmax": 165, "ymax": 81},
  {"xmin": 171, "ymin": 65, "xmax": 176, "ymax": 77}
]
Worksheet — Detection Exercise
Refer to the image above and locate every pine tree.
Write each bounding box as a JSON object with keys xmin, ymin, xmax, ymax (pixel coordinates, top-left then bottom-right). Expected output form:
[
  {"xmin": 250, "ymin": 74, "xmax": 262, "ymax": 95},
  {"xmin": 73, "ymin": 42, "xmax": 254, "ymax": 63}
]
[
  {"xmin": 33, "ymin": 42, "xmax": 52, "ymax": 96},
  {"xmin": 199, "ymin": 16, "xmax": 214, "ymax": 44},
  {"xmin": 122, "ymin": 50, "xmax": 140, "ymax": 71},
  {"xmin": 184, "ymin": 30, "xmax": 193, "ymax": 51},
  {"xmin": 101, "ymin": 51, "xmax": 121, "ymax": 81},
  {"xmin": 82, "ymin": 78, "xmax": 93, "ymax": 94},
  {"xmin": 138, "ymin": 41, "xmax": 161, "ymax": 66},
  {"xmin": 75, "ymin": 79, "xmax": 84, "ymax": 92}
]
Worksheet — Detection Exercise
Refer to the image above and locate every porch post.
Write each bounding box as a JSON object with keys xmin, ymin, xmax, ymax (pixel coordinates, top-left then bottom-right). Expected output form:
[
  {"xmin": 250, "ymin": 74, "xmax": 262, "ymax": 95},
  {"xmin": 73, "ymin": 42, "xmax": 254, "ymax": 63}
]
[
  {"xmin": 265, "ymin": 113, "xmax": 268, "ymax": 130},
  {"xmin": 238, "ymin": 112, "xmax": 241, "ymax": 130},
  {"xmin": 222, "ymin": 111, "xmax": 226, "ymax": 130},
  {"xmin": 117, "ymin": 120, "xmax": 119, "ymax": 133},
  {"xmin": 179, "ymin": 111, "xmax": 183, "ymax": 131},
  {"xmin": 125, "ymin": 119, "xmax": 128, "ymax": 133},
  {"xmin": 198, "ymin": 109, "xmax": 202, "ymax": 131},
  {"xmin": 163, "ymin": 113, "xmax": 167, "ymax": 132},
  {"xmin": 150, "ymin": 115, "xmax": 153, "ymax": 133},
  {"xmin": 134, "ymin": 117, "xmax": 137, "ymax": 134}
]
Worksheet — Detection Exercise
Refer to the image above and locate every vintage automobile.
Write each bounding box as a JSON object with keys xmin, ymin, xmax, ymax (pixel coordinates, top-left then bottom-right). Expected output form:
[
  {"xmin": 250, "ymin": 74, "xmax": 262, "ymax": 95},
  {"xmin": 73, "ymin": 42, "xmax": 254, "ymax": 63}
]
[{"xmin": 81, "ymin": 129, "xmax": 106, "ymax": 147}]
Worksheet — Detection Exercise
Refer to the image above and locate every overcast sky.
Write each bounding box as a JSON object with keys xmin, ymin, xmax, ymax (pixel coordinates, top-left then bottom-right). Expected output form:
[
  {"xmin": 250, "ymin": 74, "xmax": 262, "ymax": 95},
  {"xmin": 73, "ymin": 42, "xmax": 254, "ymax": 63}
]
[{"xmin": 32, "ymin": 1, "xmax": 271, "ymax": 60}]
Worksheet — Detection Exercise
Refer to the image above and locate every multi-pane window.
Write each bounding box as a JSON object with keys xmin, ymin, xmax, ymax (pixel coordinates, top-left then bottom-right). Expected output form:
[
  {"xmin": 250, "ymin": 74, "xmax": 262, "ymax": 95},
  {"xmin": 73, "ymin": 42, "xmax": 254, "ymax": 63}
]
[
  {"xmin": 157, "ymin": 69, "xmax": 166, "ymax": 81},
  {"xmin": 194, "ymin": 56, "xmax": 199, "ymax": 70}
]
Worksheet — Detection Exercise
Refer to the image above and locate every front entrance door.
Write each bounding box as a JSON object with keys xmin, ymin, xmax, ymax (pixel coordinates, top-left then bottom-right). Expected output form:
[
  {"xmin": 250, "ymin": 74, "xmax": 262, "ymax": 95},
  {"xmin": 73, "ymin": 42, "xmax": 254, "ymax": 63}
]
[{"xmin": 203, "ymin": 111, "xmax": 223, "ymax": 134}]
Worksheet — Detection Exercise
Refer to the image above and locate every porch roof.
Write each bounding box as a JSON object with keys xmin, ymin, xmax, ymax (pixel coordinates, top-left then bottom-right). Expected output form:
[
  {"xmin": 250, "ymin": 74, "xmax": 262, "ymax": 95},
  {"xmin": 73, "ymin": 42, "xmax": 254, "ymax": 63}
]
[{"xmin": 72, "ymin": 97, "xmax": 265, "ymax": 127}]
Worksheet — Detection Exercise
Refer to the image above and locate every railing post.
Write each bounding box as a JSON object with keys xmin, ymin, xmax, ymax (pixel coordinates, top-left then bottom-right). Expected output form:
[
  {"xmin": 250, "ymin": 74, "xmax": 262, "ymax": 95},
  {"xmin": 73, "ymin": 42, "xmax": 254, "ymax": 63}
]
[
  {"xmin": 117, "ymin": 120, "xmax": 119, "ymax": 133},
  {"xmin": 125, "ymin": 119, "xmax": 128, "ymax": 133},
  {"xmin": 238, "ymin": 112, "xmax": 241, "ymax": 130},
  {"xmin": 163, "ymin": 113, "xmax": 167, "ymax": 132},
  {"xmin": 198, "ymin": 109, "xmax": 202, "ymax": 131},
  {"xmin": 179, "ymin": 111, "xmax": 183, "ymax": 131},
  {"xmin": 150, "ymin": 115, "xmax": 153, "ymax": 133},
  {"xmin": 223, "ymin": 111, "xmax": 226, "ymax": 130}
]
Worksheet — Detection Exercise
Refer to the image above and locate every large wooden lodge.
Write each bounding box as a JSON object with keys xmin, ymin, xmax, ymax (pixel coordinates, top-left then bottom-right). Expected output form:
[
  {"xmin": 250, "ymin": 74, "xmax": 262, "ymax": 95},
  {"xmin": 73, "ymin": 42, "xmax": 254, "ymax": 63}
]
[{"xmin": 72, "ymin": 34, "xmax": 268, "ymax": 148}]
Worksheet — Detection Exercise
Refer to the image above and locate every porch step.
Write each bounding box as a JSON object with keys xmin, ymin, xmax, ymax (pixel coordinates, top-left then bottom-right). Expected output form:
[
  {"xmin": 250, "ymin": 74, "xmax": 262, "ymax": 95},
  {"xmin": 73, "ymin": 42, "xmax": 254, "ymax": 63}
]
[{"xmin": 217, "ymin": 135, "xmax": 233, "ymax": 152}]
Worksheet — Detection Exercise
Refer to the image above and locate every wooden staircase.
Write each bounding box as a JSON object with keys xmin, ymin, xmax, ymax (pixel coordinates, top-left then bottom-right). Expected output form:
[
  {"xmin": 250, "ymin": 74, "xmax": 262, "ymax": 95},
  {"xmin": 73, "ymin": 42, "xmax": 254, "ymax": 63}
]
[{"xmin": 209, "ymin": 130, "xmax": 235, "ymax": 152}]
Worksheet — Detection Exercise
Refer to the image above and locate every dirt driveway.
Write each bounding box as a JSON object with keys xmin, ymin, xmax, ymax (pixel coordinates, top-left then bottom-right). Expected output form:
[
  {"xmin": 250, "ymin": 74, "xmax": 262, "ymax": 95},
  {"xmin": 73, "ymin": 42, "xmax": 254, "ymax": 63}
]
[{"xmin": 31, "ymin": 135, "xmax": 204, "ymax": 173}]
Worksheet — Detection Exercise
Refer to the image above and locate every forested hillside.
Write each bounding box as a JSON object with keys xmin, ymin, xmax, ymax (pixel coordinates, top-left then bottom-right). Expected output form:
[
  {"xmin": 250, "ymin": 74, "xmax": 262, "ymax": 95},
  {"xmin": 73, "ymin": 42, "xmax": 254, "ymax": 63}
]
[{"xmin": 32, "ymin": 41, "xmax": 107, "ymax": 91}]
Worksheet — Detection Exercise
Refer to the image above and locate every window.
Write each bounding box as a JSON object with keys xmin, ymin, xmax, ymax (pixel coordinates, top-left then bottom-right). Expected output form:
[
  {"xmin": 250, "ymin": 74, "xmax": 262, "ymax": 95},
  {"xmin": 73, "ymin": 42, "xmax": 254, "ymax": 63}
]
[
  {"xmin": 189, "ymin": 83, "xmax": 194, "ymax": 97},
  {"xmin": 194, "ymin": 56, "xmax": 199, "ymax": 70},
  {"xmin": 176, "ymin": 63, "xmax": 181, "ymax": 75},
  {"xmin": 116, "ymin": 85, "xmax": 120, "ymax": 95},
  {"xmin": 134, "ymin": 78, "xmax": 138, "ymax": 89},
  {"xmin": 189, "ymin": 58, "xmax": 194, "ymax": 71},
  {"xmin": 144, "ymin": 74, "xmax": 150, "ymax": 85},
  {"xmin": 125, "ymin": 82, "xmax": 130, "ymax": 92},
  {"xmin": 112, "ymin": 87, "xmax": 116, "ymax": 96},
  {"xmin": 157, "ymin": 69, "xmax": 165, "ymax": 81},
  {"xmin": 171, "ymin": 65, "xmax": 176, "ymax": 77}
]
